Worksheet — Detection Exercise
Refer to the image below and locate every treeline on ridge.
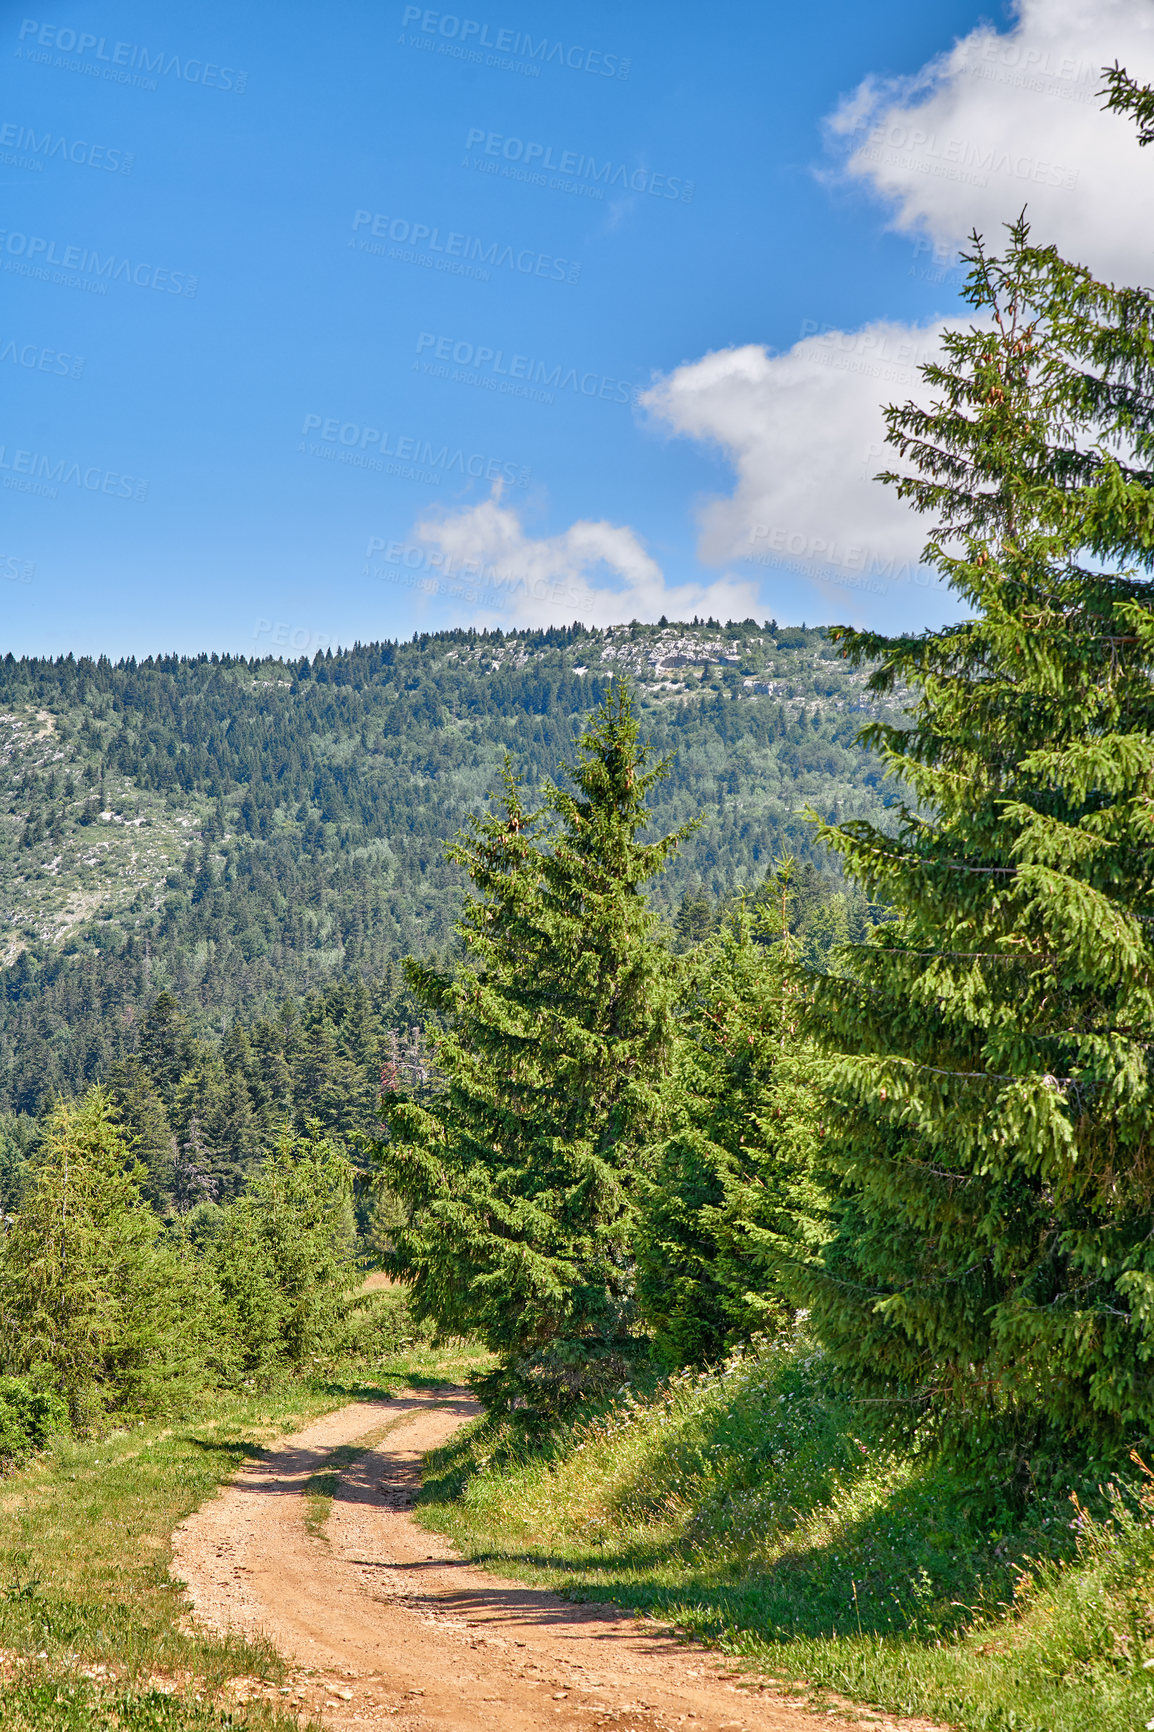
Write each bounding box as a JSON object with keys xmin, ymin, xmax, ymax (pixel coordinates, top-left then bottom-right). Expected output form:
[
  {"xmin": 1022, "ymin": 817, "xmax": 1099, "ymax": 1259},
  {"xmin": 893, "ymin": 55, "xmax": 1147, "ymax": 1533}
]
[{"xmin": 0, "ymin": 621, "xmax": 900, "ymax": 1115}]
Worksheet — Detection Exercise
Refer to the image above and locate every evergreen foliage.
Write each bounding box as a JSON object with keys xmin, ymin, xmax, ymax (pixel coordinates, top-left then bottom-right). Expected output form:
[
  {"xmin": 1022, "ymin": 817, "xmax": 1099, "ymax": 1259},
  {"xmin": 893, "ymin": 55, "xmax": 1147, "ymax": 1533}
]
[
  {"xmin": 106, "ymin": 1059, "xmax": 177, "ymax": 1209},
  {"xmin": 0, "ymin": 1112, "xmax": 39, "ymax": 1213},
  {"xmin": 797, "ymin": 216, "xmax": 1154, "ymax": 1459},
  {"xmin": 0, "ymin": 622, "xmax": 900, "ymax": 1114},
  {"xmin": 198, "ymin": 1130, "xmax": 356, "ymax": 1377},
  {"xmin": 80, "ymin": 973, "xmax": 426, "ymax": 1215},
  {"xmin": 0, "ymin": 1085, "xmax": 362, "ymax": 1433},
  {"xmin": 373, "ymin": 684, "xmax": 684, "ymax": 1415},
  {"xmin": 636, "ymin": 902, "xmax": 823, "ymax": 1369},
  {"xmin": 1102, "ymin": 61, "xmax": 1154, "ymax": 146},
  {"xmin": 0, "ymin": 1092, "xmax": 201, "ymax": 1424}
]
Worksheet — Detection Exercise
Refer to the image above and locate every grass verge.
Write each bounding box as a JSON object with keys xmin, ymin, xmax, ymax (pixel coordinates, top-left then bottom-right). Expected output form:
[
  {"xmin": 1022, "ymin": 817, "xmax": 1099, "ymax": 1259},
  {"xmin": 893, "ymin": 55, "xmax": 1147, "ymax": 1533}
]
[
  {"xmin": 416, "ymin": 1334, "xmax": 1154, "ymax": 1732},
  {"xmin": 0, "ymin": 1336, "xmax": 487, "ymax": 1731}
]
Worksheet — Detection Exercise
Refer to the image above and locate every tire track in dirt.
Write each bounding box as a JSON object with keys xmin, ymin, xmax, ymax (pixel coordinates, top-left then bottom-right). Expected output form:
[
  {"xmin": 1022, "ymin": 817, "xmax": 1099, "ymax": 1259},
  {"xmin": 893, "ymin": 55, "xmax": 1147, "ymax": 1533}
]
[{"xmin": 171, "ymin": 1386, "xmax": 946, "ymax": 1732}]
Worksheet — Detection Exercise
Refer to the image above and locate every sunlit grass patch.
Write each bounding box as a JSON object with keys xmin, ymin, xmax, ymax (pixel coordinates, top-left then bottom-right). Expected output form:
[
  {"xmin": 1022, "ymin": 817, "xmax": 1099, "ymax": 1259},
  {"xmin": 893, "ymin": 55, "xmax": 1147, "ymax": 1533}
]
[
  {"xmin": 0, "ymin": 1669, "xmax": 300, "ymax": 1731},
  {"xmin": 0, "ymin": 1381, "xmax": 360, "ymax": 1691}
]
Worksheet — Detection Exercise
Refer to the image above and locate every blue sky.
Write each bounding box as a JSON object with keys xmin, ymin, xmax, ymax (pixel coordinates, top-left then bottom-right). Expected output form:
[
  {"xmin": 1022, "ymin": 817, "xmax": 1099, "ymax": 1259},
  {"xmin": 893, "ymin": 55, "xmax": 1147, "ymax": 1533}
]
[{"xmin": 2, "ymin": 0, "xmax": 1151, "ymax": 658}]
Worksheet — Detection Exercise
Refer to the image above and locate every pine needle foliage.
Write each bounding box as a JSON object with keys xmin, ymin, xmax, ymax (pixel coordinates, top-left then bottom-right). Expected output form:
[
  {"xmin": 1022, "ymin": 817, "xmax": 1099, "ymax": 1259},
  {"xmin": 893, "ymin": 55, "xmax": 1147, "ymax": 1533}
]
[
  {"xmin": 1102, "ymin": 62, "xmax": 1154, "ymax": 147},
  {"xmin": 635, "ymin": 903, "xmax": 824, "ymax": 1369},
  {"xmin": 202, "ymin": 1128, "xmax": 356, "ymax": 1377},
  {"xmin": 371, "ymin": 683, "xmax": 685, "ymax": 1417},
  {"xmin": 0, "ymin": 1091, "xmax": 201, "ymax": 1424},
  {"xmin": 797, "ymin": 216, "xmax": 1154, "ymax": 1462}
]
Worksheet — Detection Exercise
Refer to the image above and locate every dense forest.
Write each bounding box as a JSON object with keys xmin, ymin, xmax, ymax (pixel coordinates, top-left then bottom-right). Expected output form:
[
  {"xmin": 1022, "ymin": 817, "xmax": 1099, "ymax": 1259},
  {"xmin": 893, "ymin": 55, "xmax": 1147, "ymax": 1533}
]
[{"xmin": 0, "ymin": 619, "xmax": 902, "ymax": 1115}]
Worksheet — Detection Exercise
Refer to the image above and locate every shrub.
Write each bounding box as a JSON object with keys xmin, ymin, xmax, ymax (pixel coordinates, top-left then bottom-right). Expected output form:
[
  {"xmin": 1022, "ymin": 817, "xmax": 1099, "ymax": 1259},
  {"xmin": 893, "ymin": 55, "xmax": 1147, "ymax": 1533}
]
[
  {"xmin": 203, "ymin": 1128, "xmax": 356, "ymax": 1378},
  {"xmin": 0, "ymin": 1376, "xmax": 69, "ymax": 1467}
]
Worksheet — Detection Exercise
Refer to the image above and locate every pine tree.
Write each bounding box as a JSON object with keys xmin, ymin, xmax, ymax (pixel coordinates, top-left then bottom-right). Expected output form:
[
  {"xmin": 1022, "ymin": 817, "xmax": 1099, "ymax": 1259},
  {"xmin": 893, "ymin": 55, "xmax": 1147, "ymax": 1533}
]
[
  {"xmin": 372, "ymin": 684, "xmax": 686, "ymax": 1415},
  {"xmin": 797, "ymin": 214, "xmax": 1154, "ymax": 1460},
  {"xmin": 172, "ymin": 1057, "xmax": 261, "ymax": 1198},
  {"xmin": 673, "ymin": 884, "xmax": 715, "ymax": 952},
  {"xmin": 0, "ymin": 1111, "xmax": 39, "ymax": 1213},
  {"xmin": 798, "ymin": 895, "xmax": 850, "ymax": 973},
  {"xmin": 246, "ymin": 1013, "xmax": 295, "ymax": 1130},
  {"xmin": 636, "ymin": 905, "xmax": 822, "ymax": 1368},
  {"xmin": 0, "ymin": 1091, "xmax": 201, "ymax": 1422},
  {"xmin": 136, "ymin": 991, "xmax": 193, "ymax": 1100},
  {"xmin": 205, "ymin": 1129, "xmax": 354, "ymax": 1376},
  {"xmin": 291, "ymin": 1016, "xmax": 370, "ymax": 1134},
  {"xmin": 173, "ymin": 1115, "xmax": 218, "ymax": 1213},
  {"xmin": 106, "ymin": 1058, "xmax": 178, "ymax": 1211}
]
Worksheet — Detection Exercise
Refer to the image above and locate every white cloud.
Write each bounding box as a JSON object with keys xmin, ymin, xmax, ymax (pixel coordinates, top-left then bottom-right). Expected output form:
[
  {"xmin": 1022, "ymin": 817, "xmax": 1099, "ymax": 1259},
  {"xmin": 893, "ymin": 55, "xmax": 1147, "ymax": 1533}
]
[
  {"xmin": 408, "ymin": 492, "xmax": 760, "ymax": 628},
  {"xmin": 830, "ymin": 0, "xmax": 1154, "ymax": 282},
  {"xmin": 639, "ymin": 0, "xmax": 1154, "ymax": 607},
  {"xmin": 407, "ymin": 2, "xmax": 1154, "ymax": 633},
  {"xmin": 642, "ymin": 322, "xmax": 955, "ymax": 596}
]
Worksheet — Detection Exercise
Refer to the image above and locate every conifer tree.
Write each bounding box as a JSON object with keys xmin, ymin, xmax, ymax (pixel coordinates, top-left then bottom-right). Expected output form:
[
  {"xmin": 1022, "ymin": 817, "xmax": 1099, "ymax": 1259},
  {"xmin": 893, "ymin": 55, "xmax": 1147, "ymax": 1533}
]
[
  {"xmin": 637, "ymin": 903, "xmax": 822, "ymax": 1368},
  {"xmin": 0, "ymin": 1091, "xmax": 200, "ymax": 1422},
  {"xmin": 106, "ymin": 1058, "xmax": 178, "ymax": 1209},
  {"xmin": 172, "ymin": 1056, "xmax": 261, "ymax": 1198},
  {"xmin": 173, "ymin": 1116, "xmax": 218, "ymax": 1212},
  {"xmin": 246, "ymin": 1011, "xmax": 295, "ymax": 1129},
  {"xmin": 291, "ymin": 1016, "xmax": 369, "ymax": 1134},
  {"xmin": 205, "ymin": 1129, "xmax": 354, "ymax": 1376},
  {"xmin": 136, "ymin": 991, "xmax": 192, "ymax": 1098},
  {"xmin": 798, "ymin": 211, "xmax": 1154, "ymax": 1457},
  {"xmin": 372, "ymin": 684, "xmax": 685, "ymax": 1415},
  {"xmin": 673, "ymin": 884, "xmax": 715, "ymax": 952},
  {"xmin": 0, "ymin": 1111, "xmax": 38, "ymax": 1213}
]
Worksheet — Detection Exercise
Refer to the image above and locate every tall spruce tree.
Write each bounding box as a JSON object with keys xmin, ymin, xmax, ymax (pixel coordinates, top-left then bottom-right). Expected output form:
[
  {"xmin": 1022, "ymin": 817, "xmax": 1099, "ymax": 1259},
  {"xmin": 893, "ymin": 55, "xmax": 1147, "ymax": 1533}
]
[
  {"xmin": 636, "ymin": 903, "xmax": 823, "ymax": 1369},
  {"xmin": 372, "ymin": 684, "xmax": 685, "ymax": 1415},
  {"xmin": 106, "ymin": 1058, "xmax": 178, "ymax": 1210},
  {"xmin": 172, "ymin": 1055, "xmax": 261, "ymax": 1199},
  {"xmin": 797, "ymin": 208, "xmax": 1154, "ymax": 1462},
  {"xmin": 136, "ymin": 991, "xmax": 193, "ymax": 1098}
]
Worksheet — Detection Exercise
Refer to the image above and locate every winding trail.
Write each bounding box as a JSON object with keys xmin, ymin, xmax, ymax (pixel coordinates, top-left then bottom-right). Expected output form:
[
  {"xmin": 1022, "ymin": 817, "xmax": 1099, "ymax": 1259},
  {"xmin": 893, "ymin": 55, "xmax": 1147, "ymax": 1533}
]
[{"xmin": 171, "ymin": 1387, "xmax": 945, "ymax": 1732}]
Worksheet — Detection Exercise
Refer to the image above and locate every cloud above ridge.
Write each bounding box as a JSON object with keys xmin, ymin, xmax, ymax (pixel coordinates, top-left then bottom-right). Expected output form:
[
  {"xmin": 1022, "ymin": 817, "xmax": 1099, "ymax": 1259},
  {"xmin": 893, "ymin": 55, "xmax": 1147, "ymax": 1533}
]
[
  {"xmin": 641, "ymin": 321, "xmax": 955, "ymax": 598},
  {"xmin": 408, "ymin": 1, "xmax": 1154, "ymax": 631},
  {"xmin": 638, "ymin": 0, "xmax": 1154, "ymax": 605},
  {"xmin": 408, "ymin": 492, "xmax": 759, "ymax": 628}
]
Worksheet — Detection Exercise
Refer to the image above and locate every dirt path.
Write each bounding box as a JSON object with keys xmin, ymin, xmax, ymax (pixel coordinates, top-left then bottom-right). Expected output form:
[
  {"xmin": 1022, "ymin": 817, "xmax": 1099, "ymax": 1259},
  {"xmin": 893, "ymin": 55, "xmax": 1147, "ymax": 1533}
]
[{"xmin": 171, "ymin": 1387, "xmax": 944, "ymax": 1732}]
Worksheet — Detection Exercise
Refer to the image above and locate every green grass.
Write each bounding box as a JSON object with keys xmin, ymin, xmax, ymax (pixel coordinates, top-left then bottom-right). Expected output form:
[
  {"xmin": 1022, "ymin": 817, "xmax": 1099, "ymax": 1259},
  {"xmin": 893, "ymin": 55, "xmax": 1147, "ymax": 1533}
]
[
  {"xmin": 0, "ymin": 1335, "xmax": 488, "ymax": 1731},
  {"xmin": 416, "ymin": 1335, "xmax": 1154, "ymax": 1732}
]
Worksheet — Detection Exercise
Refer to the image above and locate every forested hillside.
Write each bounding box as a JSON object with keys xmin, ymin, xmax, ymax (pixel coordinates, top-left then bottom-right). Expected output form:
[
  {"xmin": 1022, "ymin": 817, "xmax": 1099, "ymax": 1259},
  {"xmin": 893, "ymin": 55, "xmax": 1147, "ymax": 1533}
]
[
  {"xmin": 0, "ymin": 618, "xmax": 902, "ymax": 1114},
  {"xmin": 4, "ymin": 60, "xmax": 1153, "ymax": 1732}
]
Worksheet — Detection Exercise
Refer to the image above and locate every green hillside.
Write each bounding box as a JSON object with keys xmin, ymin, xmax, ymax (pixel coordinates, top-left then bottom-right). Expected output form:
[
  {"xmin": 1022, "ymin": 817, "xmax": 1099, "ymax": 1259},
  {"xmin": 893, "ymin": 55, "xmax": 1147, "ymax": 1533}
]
[{"xmin": 0, "ymin": 618, "xmax": 902, "ymax": 1113}]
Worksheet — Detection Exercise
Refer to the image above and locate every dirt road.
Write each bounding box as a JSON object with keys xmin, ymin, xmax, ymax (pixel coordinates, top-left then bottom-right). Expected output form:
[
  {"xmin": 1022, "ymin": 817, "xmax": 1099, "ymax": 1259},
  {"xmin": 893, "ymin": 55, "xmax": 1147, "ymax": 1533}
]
[{"xmin": 171, "ymin": 1387, "xmax": 943, "ymax": 1732}]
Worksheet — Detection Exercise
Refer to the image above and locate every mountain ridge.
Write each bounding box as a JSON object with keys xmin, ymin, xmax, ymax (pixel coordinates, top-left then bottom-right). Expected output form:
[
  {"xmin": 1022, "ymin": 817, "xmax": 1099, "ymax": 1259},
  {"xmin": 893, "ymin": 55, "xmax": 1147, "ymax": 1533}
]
[{"xmin": 0, "ymin": 618, "xmax": 902, "ymax": 1112}]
